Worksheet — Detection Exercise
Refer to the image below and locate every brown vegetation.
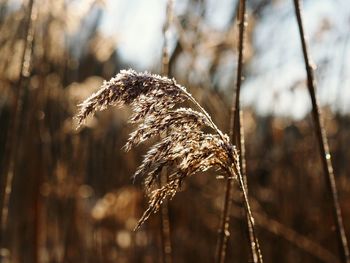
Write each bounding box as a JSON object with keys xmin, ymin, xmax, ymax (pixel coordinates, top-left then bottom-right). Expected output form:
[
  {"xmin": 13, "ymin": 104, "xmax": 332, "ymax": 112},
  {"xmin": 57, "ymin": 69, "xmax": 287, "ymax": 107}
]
[{"xmin": 0, "ymin": 0, "xmax": 349, "ymax": 262}]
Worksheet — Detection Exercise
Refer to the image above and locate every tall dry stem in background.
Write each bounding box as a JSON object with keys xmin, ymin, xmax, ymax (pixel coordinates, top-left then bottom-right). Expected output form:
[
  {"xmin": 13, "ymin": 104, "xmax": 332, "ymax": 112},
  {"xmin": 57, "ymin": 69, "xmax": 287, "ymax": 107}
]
[
  {"xmin": 0, "ymin": 0, "xmax": 35, "ymax": 248},
  {"xmin": 158, "ymin": 0, "xmax": 174, "ymax": 262},
  {"xmin": 293, "ymin": 1, "xmax": 350, "ymax": 263},
  {"xmin": 216, "ymin": 0, "xmax": 262, "ymax": 262}
]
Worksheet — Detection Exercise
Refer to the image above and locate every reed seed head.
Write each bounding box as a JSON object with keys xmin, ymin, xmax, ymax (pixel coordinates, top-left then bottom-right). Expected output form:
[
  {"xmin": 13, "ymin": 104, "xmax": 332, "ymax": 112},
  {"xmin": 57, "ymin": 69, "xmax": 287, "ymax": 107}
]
[{"xmin": 76, "ymin": 69, "xmax": 240, "ymax": 228}]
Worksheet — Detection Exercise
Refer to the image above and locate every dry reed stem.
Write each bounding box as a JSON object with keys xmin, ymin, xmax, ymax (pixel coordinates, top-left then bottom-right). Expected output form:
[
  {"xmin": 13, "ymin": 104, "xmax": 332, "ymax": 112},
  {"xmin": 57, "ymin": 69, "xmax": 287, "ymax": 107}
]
[
  {"xmin": 0, "ymin": 0, "xmax": 35, "ymax": 248},
  {"xmin": 76, "ymin": 69, "xmax": 254, "ymax": 232},
  {"xmin": 216, "ymin": 0, "xmax": 262, "ymax": 262},
  {"xmin": 293, "ymin": 1, "xmax": 350, "ymax": 262},
  {"xmin": 233, "ymin": 1, "xmax": 262, "ymax": 262},
  {"xmin": 159, "ymin": 1, "xmax": 174, "ymax": 262}
]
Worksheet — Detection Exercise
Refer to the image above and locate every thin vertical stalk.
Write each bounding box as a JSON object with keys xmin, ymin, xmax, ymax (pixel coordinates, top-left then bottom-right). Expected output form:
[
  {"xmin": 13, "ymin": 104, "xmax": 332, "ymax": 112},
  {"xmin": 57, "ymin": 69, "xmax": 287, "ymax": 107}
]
[
  {"xmin": 216, "ymin": 173, "xmax": 234, "ymax": 263},
  {"xmin": 232, "ymin": 2, "xmax": 261, "ymax": 262},
  {"xmin": 216, "ymin": 0, "xmax": 262, "ymax": 262},
  {"xmin": 293, "ymin": 1, "xmax": 350, "ymax": 263},
  {"xmin": 232, "ymin": 1, "xmax": 262, "ymax": 262},
  {"xmin": 0, "ymin": 0, "xmax": 35, "ymax": 247},
  {"xmin": 158, "ymin": 1, "xmax": 173, "ymax": 263},
  {"xmin": 236, "ymin": 110, "xmax": 259, "ymax": 263},
  {"xmin": 161, "ymin": 0, "xmax": 173, "ymax": 77},
  {"xmin": 230, "ymin": 163, "xmax": 262, "ymax": 262}
]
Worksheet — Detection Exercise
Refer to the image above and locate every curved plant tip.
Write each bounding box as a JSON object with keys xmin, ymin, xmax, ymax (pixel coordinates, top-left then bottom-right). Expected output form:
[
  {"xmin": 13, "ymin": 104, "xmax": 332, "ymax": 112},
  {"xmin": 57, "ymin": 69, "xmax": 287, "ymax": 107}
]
[{"xmin": 76, "ymin": 69, "xmax": 242, "ymax": 229}]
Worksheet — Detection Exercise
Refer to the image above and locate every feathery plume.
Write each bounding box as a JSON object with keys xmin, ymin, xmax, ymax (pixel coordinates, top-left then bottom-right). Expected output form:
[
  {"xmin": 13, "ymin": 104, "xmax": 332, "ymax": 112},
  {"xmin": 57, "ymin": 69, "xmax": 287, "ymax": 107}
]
[{"xmin": 76, "ymin": 69, "xmax": 241, "ymax": 228}]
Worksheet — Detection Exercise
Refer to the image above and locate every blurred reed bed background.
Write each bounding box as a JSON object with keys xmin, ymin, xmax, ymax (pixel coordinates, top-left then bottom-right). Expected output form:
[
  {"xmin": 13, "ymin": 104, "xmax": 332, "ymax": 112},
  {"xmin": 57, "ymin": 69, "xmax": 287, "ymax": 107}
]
[{"xmin": 0, "ymin": 0, "xmax": 349, "ymax": 262}]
